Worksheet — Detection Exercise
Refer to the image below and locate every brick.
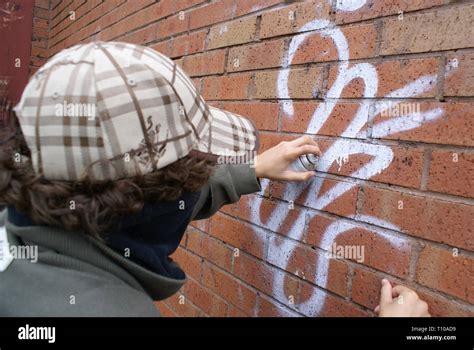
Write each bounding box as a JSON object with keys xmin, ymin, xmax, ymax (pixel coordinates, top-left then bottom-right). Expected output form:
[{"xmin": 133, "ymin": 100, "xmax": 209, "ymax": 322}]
[
  {"xmin": 235, "ymin": 0, "xmax": 283, "ymax": 17},
  {"xmin": 222, "ymin": 102, "xmax": 279, "ymax": 131},
  {"xmin": 34, "ymin": 5, "xmax": 51, "ymax": 19},
  {"xmin": 30, "ymin": 55, "xmax": 46, "ymax": 68},
  {"xmin": 31, "ymin": 46, "xmax": 48, "ymax": 59},
  {"xmin": 202, "ymin": 72, "xmax": 252, "ymax": 100},
  {"xmin": 150, "ymin": 40, "xmax": 172, "ymax": 56},
  {"xmin": 202, "ymin": 263, "xmax": 257, "ymax": 315},
  {"xmin": 157, "ymin": 13, "xmax": 189, "ymax": 38},
  {"xmin": 257, "ymin": 131, "xmax": 294, "ymax": 152},
  {"xmin": 189, "ymin": 218, "xmax": 210, "ymax": 233},
  {"xmin": 183, "ymin": 278, "xmax": 228, "ymax": 316},
  {"xmin": 380, "ymin": 4, "xmax": 474, "ymax": 55},
  {"xmin": 227, "ymin": 39, "xmax": 285, "ymax": 72},
  {"xmin": 267, "ymin": 235, "xmax": 349, "ymax": 297},
  {"xmin": 351, "ymin": 268, "xmax": 383, "ymax": 310},
  {"xmin": 186, "ymin": 228, "xmax": 233, "ymax": 271},
  {"xmin": 192, "ymin": 77, "xmax": 202, "ymax": 92},
  {"xmin": 49, "ymin": 0, "xmax": 127, "ymax": 48},
  {"xmin": 257, "ymin": 294, "xmax": 300, "ymax": 317},
  {"xmin": 260, "ymin": 0, "xmax": 332, "ymax": 39},
  {"xmin": 335, "ymin": 0, "xmax": 445, "ymax": 24},
  {"xmin": 428, "ymin": 150, "xmax": 474, "ymax": 198},
  {"xmin": 155, "ymin": 301, "xmax": 177, "ymax": 317},
  {"xmin": 31, "ymin": 35, "xmax": 48, "ymax": 49},
  {"xmin": 50, "ymin": 0, "xmax": 72, "ymax": 20},
  {"xmin": 291, "ymin": 23, "xmax": 377, "ymax": 64},
  {"xmin": 444, "ymin": 52, "xmax": 474, "ymax": 97},
  {"xmin": 255, "ymin": 66, "xmax": 325, "ymax": 99},
  {"xmin": 318, "ymin": 139, "xmax": 424, "ymax": 189},
  {"xmin": 372, "ymin": 102, "xmax": 474, "ymax": 147},
  {"xmin": 35, "ymin": 0, "xmax": 50, "ymax": 10},
  {"xmin": 307, "ymin": 214, "xmax": 413, "ymax": 278},
  {"xmin": 233, "ymin": 252, "xmax": 299, "ymax": 302},
  {"xmin": 350, "ymin": 267, "xmax": 474, "ymax": 317},
  {"xmin": 209, "ymin": 213, "xmax": 266, "ymax": 259},
  {"xmin": 169, "ymin": 30, "xmax": 206, "ymax": 58},
  {"xmin": 417, "ymin": 290, "xmax": 474, "ymax": 317},
  {"xmin": 33, "ymin": 26, "xmax": 49, "ymax": 39},
  {"xmin": 98, "ymin": 1, "xmax": 169, "ymax": 41},
  {"xmin": 227, "ymin": 304, "xmax": 249, "ymax": 317},
  {"xmin": 33, "ymin": 17, "xmax": 49, "ymax": 29},
  {"xmin": 360, "ymin": 186, "xmax": 474, "ymax": 251},
  {"xmin": 281, "ymin": 102, "xmax": 368, "ymax": 137},
  {"xmin": 188, "ymin": 0, "xmax": 233, "ymax": 30},
  {"xmin": 218, "ymin": 198, "xmax": 242, "ymax": 218},
  {"xmin": 174, "ymin": 0, "xmax": 206, "ymax": 12},
  {"xmin": 50, "ymin": 0, "xmax": 86, "ymax": 29},
  {"xmin": 50, "ymin": 0, "xmax": 151, "ymax": 51},
  {"xmin": 222, "ymin": 194, "xmax": 306, "ymax": 237},
  {"xmin": 207, "ymin": 17, "xmax": 257, "ymax": 50},
  {"xmin": 182, "ymin": 49, "xmax": 226, "ymax": 77},
  {"xmin": 119, "ymin": 24, "xmax": 158, "ymax": 45},
  {"xmin": 165, "ymin": 292, "xmax": 201, "ymax": 317},
  {"xmin": 50, "ymin": 0, "xmax": 61, "ymax": 10},
  {"xmin": 271, "ymin": 175, "xmax": 359, "ymax": 217},
  {"xmin": 298, "ymin": 281, "xmax": 369, "ymax": 317},
  {"xmin": 417, "ymin": 244, "xmax": 473, "ymax": 303},
  {"xmin": 327, "ymin": 57, "xmax": 439, "ymax": 98},
  {"xmin": 170, "ymin": 248, "xmax": 203, "ymax": 281},
  {"xmin": 318, "ymin": 177, "xmax": 359, "ymax": 216}
]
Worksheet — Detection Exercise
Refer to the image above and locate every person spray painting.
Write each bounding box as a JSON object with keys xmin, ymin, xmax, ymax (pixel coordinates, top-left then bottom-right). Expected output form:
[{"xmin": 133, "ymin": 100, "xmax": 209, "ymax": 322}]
[{"xmin": 0, "ymin": 42, "xmax": 429, "ymax": 317}]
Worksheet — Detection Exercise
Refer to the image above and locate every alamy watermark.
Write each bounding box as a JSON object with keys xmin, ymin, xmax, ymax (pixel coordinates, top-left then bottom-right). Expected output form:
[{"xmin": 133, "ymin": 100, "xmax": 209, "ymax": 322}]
[
  {"xmin": 380, "ymin": 101, "xmax": 421, "ymax": 118},
  {"xmin": 216, "ymin": 150, "xmax": 258, "ymax": 167},
  {"xmin": 55, "ymin": 101, "xmax": 96, "ymax": 121},
  {"xmin": 18, "ymin": 324, "xmax": 55, "ymax": 343},
  {"xmin": 325, "ymin": 243, "xmax": 365, "ymax": 263},
  {"xmin": 0, "ymin": 228, "xmax": 38, "ymax": 264}
]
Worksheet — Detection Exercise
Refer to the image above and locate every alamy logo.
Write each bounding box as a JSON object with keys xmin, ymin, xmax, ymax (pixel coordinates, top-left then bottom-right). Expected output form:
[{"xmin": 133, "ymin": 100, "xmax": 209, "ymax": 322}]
[{"xmin": 18, "ymin": 324, "xmax": 56, "ymax": 343}]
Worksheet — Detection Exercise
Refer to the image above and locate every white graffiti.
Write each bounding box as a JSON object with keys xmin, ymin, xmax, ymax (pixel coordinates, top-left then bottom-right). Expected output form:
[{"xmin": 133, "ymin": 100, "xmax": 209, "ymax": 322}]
[
  {"xmin": 248, "ymin": 1, "xmax": 457, "ymax": 316},
  {"xmin": 334, "ymin": 0, "xmax": 367, "ymax": 12}
]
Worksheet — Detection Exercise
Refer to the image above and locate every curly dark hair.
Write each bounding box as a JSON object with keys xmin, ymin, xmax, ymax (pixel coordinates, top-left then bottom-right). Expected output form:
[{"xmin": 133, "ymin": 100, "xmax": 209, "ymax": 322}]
[{"xmin": 0, "ymin": 112, "xmax": 215, "ymax": 237}]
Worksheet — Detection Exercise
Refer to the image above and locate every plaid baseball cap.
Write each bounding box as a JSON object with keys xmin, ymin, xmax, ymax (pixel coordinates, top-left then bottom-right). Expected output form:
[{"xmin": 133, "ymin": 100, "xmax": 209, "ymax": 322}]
[{"xmin": 13, "ymin": 41, "xmax": 259, "ymax": 181}]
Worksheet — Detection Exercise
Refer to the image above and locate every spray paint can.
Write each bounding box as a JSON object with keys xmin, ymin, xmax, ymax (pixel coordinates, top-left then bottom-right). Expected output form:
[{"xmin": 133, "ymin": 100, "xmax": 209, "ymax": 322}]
[{"xmin": 290, "ymin": 153, "xmax": 319, "ymax": 172}]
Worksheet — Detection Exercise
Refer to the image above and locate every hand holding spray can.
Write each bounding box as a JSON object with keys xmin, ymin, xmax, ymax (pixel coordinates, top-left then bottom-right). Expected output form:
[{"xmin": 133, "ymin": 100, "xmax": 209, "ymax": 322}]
[{"xmin": 290, "ymin": 153, "xmax": 319, "ymax": 173}]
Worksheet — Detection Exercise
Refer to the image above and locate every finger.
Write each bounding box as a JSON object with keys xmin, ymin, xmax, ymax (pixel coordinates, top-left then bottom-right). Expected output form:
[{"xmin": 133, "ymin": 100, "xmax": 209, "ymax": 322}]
[
  {"xmin": 283, "ymin": 170, "xmax": 316, "ymax": 182},
  {"xmin": 415, "ymin": 300, "xmax": 429, "ymax": 317},
  {"xmin": 374, "ymin": 305, "xmax": 380, "ymax": 314},
  {"xmin": 288, "ymin": 145, "xmax": 322, "ymax": 160},
  {"xmin": 289, "ymin": 135, "xmax": 319, "ymax": 148},
  {"xmin": 380, "ymin": 279, "xmax": 393, "ymax": 307},
  {"xmin": 392, "ymin": 285, "xmax": 418, "ymax": 299}
]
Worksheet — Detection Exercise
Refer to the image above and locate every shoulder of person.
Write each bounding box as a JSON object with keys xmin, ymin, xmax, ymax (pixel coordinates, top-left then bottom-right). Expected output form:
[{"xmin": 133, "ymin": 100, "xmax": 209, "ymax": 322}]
[{"xmin": 67, "ymin": 284, "xmax": 161, "ymax": 317}]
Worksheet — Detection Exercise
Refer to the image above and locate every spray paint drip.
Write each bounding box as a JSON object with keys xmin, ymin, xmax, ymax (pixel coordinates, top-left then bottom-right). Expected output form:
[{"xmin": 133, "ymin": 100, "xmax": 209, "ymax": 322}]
[{"xmin": 291, "ymin": 154, "xmax": 319, "ymax": 172}]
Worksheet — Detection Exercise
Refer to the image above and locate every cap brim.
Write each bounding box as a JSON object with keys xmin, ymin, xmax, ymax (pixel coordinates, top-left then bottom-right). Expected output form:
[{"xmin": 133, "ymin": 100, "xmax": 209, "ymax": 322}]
[{"xmin": 190, "ymin": 106, "xmax": 259, "ymax": 165}]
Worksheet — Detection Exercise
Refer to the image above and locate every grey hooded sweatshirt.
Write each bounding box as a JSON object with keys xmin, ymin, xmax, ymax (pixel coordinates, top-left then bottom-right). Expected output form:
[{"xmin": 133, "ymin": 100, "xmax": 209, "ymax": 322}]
[{"xmin": 0, "ymin": 164, "xmax": 261, "ymax": 316}]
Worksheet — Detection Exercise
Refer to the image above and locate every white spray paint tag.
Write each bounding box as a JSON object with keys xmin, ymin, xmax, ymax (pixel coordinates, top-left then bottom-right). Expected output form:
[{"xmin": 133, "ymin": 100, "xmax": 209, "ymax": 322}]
[{"xmin": 0, "ymin": 226, "xmax": 14, "ymax": 272}]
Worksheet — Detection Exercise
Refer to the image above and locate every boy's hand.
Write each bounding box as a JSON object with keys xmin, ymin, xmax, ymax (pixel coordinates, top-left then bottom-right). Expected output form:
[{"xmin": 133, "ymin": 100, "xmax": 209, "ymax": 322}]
[
  {"xmin": 254, "ymin": 136, "xmax": 321, "ymax": 181},
  {"xmin": 375, "ymin": 279, "xmax": 430, "ymax": 317}
]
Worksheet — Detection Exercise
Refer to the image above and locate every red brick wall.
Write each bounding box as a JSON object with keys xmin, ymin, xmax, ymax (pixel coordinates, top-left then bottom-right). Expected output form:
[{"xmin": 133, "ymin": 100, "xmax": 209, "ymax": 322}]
[
  {"xmin": 38, "ymin": 0, "xmax": 473, "ymax": 317},
  {"xmin": 30, "ymin": 0, "xmax": 50, "ymax": 76}
]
